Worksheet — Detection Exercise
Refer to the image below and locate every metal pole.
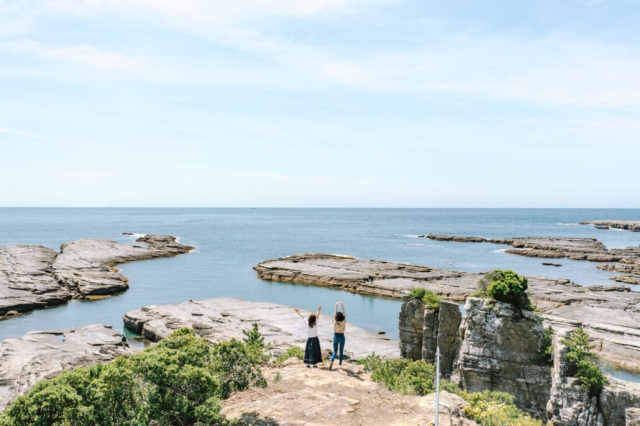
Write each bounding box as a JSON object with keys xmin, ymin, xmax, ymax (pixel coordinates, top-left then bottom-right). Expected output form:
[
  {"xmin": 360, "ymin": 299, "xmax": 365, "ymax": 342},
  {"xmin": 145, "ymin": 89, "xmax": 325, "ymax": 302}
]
[{"xmin": 435, "ymin": 346, "xmax": 440, "ymax": 426}]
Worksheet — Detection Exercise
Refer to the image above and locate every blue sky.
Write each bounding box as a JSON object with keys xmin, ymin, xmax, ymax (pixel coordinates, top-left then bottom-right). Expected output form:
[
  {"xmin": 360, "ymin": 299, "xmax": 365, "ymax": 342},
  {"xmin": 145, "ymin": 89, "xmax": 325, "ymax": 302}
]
[{"xmin": 1, "ymin": 0, "xmax": 639, "ymax": 207}]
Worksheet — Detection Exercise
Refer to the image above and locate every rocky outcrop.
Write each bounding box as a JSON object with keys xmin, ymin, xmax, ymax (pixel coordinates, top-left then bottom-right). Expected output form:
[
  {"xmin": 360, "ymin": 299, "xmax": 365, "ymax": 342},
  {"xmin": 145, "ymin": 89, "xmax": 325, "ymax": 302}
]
[
  {"xmin": 398, "ymin": 297, "xmax": 461, "ymax": 375},
  {"xmin": 548, "ymin": 329, "xmax": 640, "ymax": 425},
  {"xmin": 0, "ymin": 325, "xmax": 131, "ymax": 411},
  {"xmin": 255, "ymin": 253, "xmax": 640, "ymax": 372},
  {"xmin": 0, "ymin": 234, "xmax": 192, "ymax": 317},
  {"xmin": 123, "ymin": 298, "xmax": 399, "ymax": 360},
  {"xmin": 0, "ymin": 246, "xmax": 71, "ymax": 317},
  {"xmin": 581, "ymin": 220, "xmax": 640, "ymax": 232},
  {"xmin": 221, "ymin": 358, "xmax": 477, "ymax": 425},
  {"xmin": 451, "ymin": 298, "xmax": 552, "ymax": 418},
  {"xmin": 424, "ymin": 235, "xmax": 625, "ymax": 262}
]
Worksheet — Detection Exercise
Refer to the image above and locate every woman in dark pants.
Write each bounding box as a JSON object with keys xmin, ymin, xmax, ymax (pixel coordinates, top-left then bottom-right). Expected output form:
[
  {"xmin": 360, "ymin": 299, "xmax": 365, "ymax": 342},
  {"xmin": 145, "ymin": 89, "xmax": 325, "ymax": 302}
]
[
  {"xmin": 329, "ymin": 302, "xmax": 346, "ymax": 371},
  {"xmin": 294, "ymin": 305, "xmax": 322, "ymax": 368}
]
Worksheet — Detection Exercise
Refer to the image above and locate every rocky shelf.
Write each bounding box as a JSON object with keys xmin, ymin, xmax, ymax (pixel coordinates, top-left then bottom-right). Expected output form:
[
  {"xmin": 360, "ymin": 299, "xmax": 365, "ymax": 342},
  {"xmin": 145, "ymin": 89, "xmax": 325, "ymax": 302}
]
[
  {"xmin": 581, "ymin": 220, "xmax": 640, "ymax": 232},
  {"xmin": 123, "ymin": 298, "xmax": 399, "ymax": 360},
  {"xmin": 254, "ymin": 253, "xmax": 640, "ymax": 373},
  {"xmin": 0, "ymin": 324, "xmax": 131, "ymax": 411},
  {"xmin": 0, "ymin": 234, "xmax": 193, "ymax": 318},
  {"xmin": 221, "ymin": 359, "xmax": 474, "ymax": 426},
  {"xmin": 423, "ymin": 233, "xmax": 640, "ymax": 282}
]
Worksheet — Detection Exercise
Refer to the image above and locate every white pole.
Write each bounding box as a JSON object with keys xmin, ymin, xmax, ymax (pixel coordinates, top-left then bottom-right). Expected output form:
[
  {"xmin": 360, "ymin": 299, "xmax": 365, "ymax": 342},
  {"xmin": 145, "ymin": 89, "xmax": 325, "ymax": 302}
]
[{"xmin": 435, "ymin": 346, "xmax": 440, "ymax": 426}]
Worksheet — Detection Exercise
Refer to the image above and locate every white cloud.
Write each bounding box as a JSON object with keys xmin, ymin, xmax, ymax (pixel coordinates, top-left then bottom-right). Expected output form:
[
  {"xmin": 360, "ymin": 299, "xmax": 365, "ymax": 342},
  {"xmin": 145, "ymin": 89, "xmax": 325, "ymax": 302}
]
[
  {"xmin": 0, "ymin": 125, "xmax": 48, "ymax": 139},
  {"xmin": 2, "ymin": 0, "xmax": 640, "ymax": 108}
]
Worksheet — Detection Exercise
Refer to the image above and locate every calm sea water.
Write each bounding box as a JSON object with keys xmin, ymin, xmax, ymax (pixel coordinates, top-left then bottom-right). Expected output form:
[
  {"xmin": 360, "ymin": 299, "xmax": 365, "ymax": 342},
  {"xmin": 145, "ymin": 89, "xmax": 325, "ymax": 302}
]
[{"xmin": 1, "ymin": 208, "xmax": 639, "ymax": 349}]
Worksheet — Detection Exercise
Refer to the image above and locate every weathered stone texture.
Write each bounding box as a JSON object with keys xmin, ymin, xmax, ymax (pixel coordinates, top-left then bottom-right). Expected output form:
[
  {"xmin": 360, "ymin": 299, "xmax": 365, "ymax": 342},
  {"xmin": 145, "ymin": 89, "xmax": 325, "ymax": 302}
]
[{"xmin": 451, "ymin": 298, "xmax": 552, "ymax": 418}]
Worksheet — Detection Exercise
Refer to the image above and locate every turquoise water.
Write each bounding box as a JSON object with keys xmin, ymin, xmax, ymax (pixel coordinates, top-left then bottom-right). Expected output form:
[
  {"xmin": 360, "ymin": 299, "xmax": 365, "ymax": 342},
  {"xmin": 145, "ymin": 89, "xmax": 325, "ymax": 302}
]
[{"xmin": 1, "ymin": 208, "xmax": 640, "ymax": 370}]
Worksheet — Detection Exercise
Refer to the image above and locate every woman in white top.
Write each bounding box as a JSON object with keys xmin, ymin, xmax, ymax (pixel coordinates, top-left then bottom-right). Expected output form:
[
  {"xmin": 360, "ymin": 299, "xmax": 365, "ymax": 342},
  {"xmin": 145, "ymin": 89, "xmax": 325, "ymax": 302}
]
[
  {"xmin": 329, "ymin": 302, "xmax": 346, "ymax": 371},
  {"xmin": 294, "ymin": 305, "xmax": 322, "ymax": 368}
]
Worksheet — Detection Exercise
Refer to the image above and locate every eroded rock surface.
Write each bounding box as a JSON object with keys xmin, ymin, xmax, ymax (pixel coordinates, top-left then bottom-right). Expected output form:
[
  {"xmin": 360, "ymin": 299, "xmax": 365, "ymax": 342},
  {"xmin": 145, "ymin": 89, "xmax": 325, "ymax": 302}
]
[
  {"xmin": 255, "ymin": 254, "xmax": 640, "ymax": 372},
  {"xmin": 0, "ymin": 234, "xmax": 192, "ymax": 317},
  {"xmin": 221, "ymin": 358, "xmax": 477, "ymax": 426},
  {"xmin": 581, "ymin": 220, "xmax": 640, "ymax": 232},
  {"xmin": 124, "ymin": 298, "xmax": 399, "ymax": 360},
  {"xmin": 548, "ymin": 329, "xmax": 640, "ymax": 426},
  {"xmin": 0, "ymin": 325, "xmax": 131, "ymax": 411},
  {"xmin": 451, "ymin": 298, "xmax": 552, "ymax": 418}
]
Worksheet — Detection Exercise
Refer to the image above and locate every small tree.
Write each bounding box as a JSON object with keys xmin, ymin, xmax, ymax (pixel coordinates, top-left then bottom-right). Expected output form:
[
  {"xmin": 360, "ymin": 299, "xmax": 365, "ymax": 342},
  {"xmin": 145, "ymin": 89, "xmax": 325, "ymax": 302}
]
[
  {"xmin": 562, "ymin": 327, "xmax": 607, "ymax": 397},
  {"xmin": 476, "ymin": 269, "xmax": 532, "ymax": 311},
  {"xmin": 242, "ymin": 323, "xmax": 270, "ymax": 364}
]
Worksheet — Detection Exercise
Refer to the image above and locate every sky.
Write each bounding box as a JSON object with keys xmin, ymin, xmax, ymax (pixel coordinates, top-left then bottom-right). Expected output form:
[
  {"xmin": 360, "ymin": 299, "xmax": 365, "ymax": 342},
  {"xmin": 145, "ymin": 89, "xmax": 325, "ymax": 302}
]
[{"xmin": 0, "ymin": 0, "xmax": 639, "ymax": 208}]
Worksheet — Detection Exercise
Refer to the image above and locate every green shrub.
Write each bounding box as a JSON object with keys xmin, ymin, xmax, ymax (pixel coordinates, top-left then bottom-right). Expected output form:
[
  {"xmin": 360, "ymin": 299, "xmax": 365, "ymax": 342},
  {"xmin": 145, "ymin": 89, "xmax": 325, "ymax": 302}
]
[
  {"xmin": 370, "ymin": 359, "xmax": 436, "ymax": 396},
  {"xmin": 357, "ymin": 352, "xmax": 383, "ymax": 372},
  {"xmin": 562, "ymin": 327, "xmax": 607, "ymax": 397},
  {"xmin": 460, "ymin": 390, "xmax": 541, "ymax": 426},
  {"xmin": 275, "ymin": 347, "xmax": 305, "ymax": 365},
  {"xmin": 532, "ymin": 326, "xmax": 554, "ymax": 366},
  {"xmin": 243, "ymin": 322, "xmax": 270, "ymax": 364},
  {"xmin": 361, "ymin": 354, "xmax": 540, "ymax": 426},
  {"xmin": 0, "ymin": 328, "xmax": 266, "ymax": 426},
  {"xmin": 408, "ymin": 287, "xmax": 441, "ymax": 309},
  {"xmin": 476, "ymin": 270, "xmax": 532, "ymax": 310}
]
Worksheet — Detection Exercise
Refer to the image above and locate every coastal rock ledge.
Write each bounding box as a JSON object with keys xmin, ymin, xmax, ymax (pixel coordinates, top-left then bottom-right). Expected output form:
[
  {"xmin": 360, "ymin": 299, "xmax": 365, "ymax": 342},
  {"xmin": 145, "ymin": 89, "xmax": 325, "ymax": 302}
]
[
  {"xmin": 0, "ymin": 234, "xmax": 192, "ymax": 318},
  {"xmin": 0, "ymin": 325, "xmax": 131, "ymax": 411},
  {"xmin": 123, "ymin": 298, "xmax": 399, "ymax": 360},
  {"xmin": 255, "ymin": 253, "xmax": 640, "ymax": 373}
]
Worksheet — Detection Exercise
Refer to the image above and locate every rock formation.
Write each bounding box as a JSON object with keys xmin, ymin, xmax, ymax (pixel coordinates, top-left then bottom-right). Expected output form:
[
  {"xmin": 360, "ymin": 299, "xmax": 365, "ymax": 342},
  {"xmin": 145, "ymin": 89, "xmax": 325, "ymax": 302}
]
[
  {"xmin": 0, "ymin": 325, "xmax": 131, "ymax": 411},
  {"xmin": 221, "ymin": 358, "xmax": 477, "ymax": 425},
  {"xmin": 451, "ymin": 298, "xmax": 552, "ymax": 418},
  {"xmin": 548, "ymin": 329, "xmax": 640, "ymax": 425},
  {"xmin": 124, "ymin": 298, "xmax": 399, "ymax": 360},
  {"xmin": 255, "ymin": 253, "xmax": 640, "ymax": 372},
  {"xmin": 581, "ymin": 220, "xmax": 640, "ymax": 232},
  {"xmin": 0, "ymin": 234, "xmax": 192, "ymax": 317}
]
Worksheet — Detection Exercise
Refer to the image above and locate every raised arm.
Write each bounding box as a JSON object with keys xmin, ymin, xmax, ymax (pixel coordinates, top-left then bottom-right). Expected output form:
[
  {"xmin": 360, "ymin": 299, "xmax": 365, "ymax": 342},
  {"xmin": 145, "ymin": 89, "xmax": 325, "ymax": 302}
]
[
  {"xmin": 334, "ymin": 302, "xmax": 338, "ymax": 318},
  {"xmin": 338, "ymin": 302, "xmax": 345, "ymax": 317},
  {"xmin": 317, "ymin": 305, "xmax": 322, "ymax": 320},
  {"xmin": 293, "ymin": 307, "xmax": 305, "ymax": 319}
]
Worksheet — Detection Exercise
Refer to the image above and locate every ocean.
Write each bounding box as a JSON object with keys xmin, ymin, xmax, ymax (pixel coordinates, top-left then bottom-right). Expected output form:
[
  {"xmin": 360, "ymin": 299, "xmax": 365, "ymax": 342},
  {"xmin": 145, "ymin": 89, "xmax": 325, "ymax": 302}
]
[{"xmin": 1, "ymin": 208, "xmax": 639, "ymax": 345}]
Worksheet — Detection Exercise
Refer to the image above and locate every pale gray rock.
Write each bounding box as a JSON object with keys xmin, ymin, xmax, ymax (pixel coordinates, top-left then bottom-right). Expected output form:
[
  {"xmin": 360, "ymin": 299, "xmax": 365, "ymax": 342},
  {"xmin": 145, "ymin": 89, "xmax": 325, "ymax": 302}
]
[
  {"xmin": 123, "ymin": 298, "xmax": 399, "ymax": 360},
  {"xmin": 437, "ymin": 301, "xmax": 462, "ymax": 376},
  {"xmin": 627, "ymin": 408, "xmax": 640, "ymax": 425},
  {"xmin": 422, "ymin": 307, "xmax": 439, "ymax": 363},
  {"xmin": 0, "ymin": 234, "xmax": 192, "ymax": 316},
  {"xmin": 451, "ymin": 298, "xmax": 552, "ymax": 418},
  {"xmin": 255, "ymin": 253, "xmax": 640, "ymax": 372},
  {"xmin": 0, "ymin": 324, "xmax": 131, "ymax": 411},
  {"xmin": 0, "ymin": 246, "xmax": 70, "ymax": 317},
  {"xmin": 398, "ymin": 296, "xmax": 425, "ymax": 360},
  {"xmin": 581, "ymin": 220, "xmax": 640, "ymax": 232}
]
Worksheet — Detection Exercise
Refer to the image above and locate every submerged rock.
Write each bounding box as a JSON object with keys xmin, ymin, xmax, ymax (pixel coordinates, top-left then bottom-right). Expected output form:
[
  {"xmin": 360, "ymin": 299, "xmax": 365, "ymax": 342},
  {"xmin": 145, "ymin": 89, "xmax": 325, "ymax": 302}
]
[{"xmin": 0, "ymin": 324, "xmax": 131, "ymax": 411}]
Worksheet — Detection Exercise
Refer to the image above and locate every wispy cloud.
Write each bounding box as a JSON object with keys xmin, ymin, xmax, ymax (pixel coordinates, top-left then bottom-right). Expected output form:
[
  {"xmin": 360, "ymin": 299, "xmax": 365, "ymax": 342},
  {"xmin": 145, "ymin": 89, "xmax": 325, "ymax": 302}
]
[{"xmin": 0, "ymin": 125, "xmax": 48, "ymax": 139}]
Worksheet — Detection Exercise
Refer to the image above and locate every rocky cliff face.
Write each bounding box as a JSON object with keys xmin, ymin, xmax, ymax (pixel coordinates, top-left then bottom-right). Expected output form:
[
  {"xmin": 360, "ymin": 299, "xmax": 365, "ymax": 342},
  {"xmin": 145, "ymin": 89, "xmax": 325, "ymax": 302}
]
[
  {"xmin": 451, "ymin": 298, "xmax": 552, "ymax": 418},
  {"xmin": 398, "ymin": 296, "xmax": 461, "ymax": 376},
  {"xmin": 399, "ymin": 296, "xmax": 640, "ymax": 423},
  {"xmin": 548, "ymin": 329, "xmax": 640, "ymax": 426}
]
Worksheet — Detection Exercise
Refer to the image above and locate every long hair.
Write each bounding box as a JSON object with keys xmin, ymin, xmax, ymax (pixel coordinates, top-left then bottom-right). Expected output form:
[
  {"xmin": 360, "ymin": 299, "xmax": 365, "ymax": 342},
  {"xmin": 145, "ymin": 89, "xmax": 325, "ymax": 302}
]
[
  {"xmin": 335, "ymin": 311, "xmax": 345, "ymax": 322},
  {"xmin": 308, "ymin": 313, "xmax": 317, "ymax": 328}
]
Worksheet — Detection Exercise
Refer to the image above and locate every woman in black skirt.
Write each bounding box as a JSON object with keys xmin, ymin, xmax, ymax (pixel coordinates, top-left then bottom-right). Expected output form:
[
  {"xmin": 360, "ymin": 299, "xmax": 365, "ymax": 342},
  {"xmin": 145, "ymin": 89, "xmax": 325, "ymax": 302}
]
[{"xmin": 294, "ymin": 305, "xmax": 322, "ymax": 368}]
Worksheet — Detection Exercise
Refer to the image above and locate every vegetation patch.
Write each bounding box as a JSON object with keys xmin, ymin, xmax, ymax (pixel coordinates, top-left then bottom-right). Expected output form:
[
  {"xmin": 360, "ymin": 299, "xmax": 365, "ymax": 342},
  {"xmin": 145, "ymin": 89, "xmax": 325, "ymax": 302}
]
[
  {"xmin": 0, "ymin": 328, "xmax": 267, "ymax": 426},
  {"xmin": 562, "ymin": 327, "xmax": 607, "ymax": 397},
  {"xmin": 407, "ymin": 287, "xmax": 441, "ymax": 310},
  {"xmin": 275, "ymin": 347, "xmax": 305, "ymax": 365},
  {"xmin": 474, "ymin": 269, "xmax": 533, "ymax": 310},
  {"xmin": 359, "ymin": 354, "xmax": 541, "ymax": 425}
]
